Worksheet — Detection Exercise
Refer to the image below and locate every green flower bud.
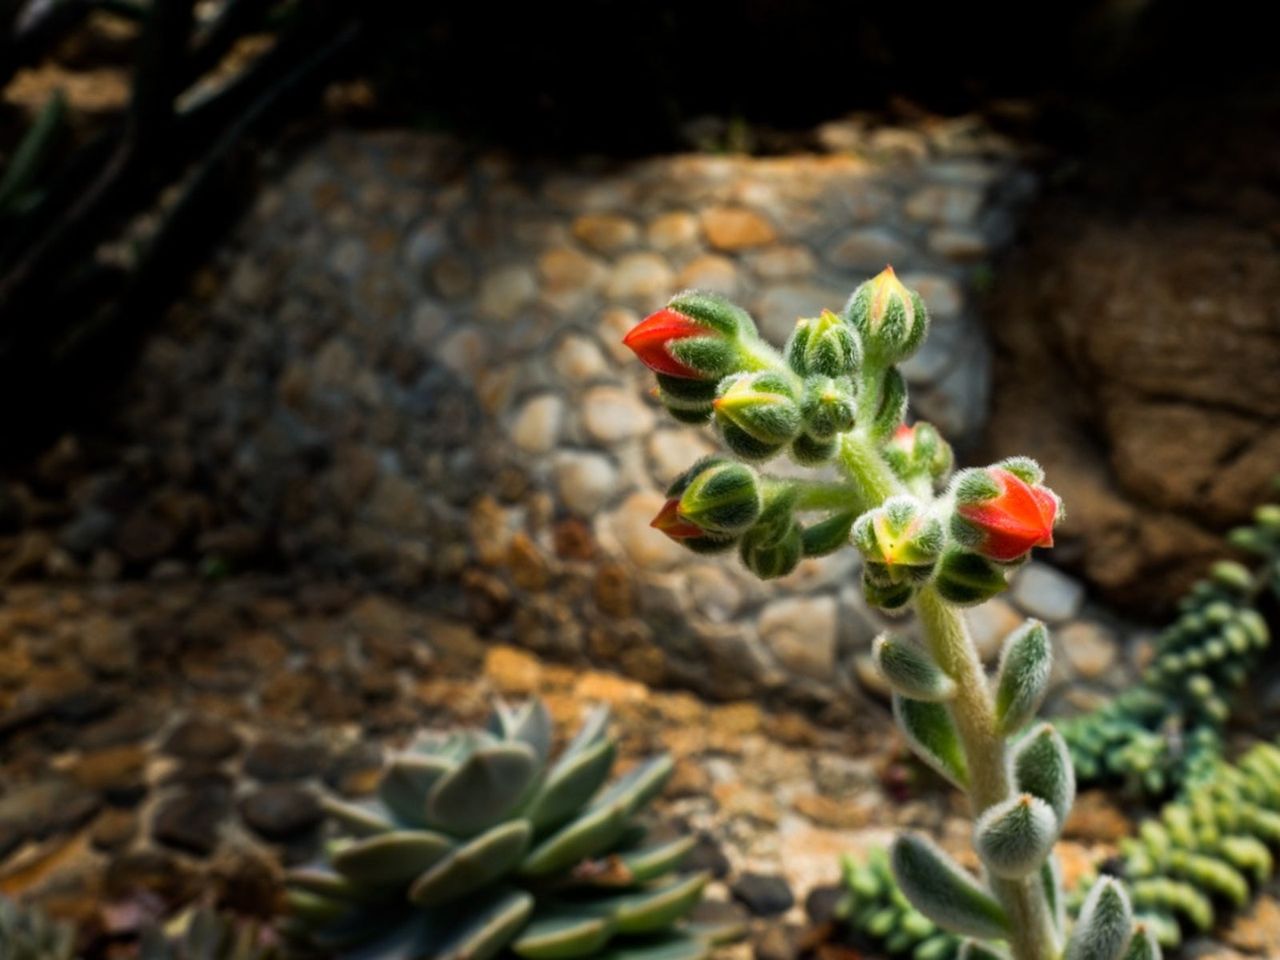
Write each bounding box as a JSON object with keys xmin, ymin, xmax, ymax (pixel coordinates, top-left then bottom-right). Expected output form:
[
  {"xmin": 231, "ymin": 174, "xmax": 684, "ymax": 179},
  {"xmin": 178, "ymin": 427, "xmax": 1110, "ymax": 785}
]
[
  {"xmin": 675, "ymin": 459, "xmax": 762, "ymax": 536},
  {"xmin": 784, "ymin": 309, "xmax": 862, "ymax": 378},
  {"xmin": 713, "ymin": 372, "xmax": 802, "ymax": 462},
  {"xmin": 739, "ymin": 522, "xmax": 802, "ymax": 580},
  {"xmin": 862, "ymin": 569, "xmax": 916, "ymax": 612},
  {"xmin": 800, "ymin": 375, "xmax": 857, "ymax": 441},
  {"xmin": 994, "ymin": 620, "xmax": 1052, "ymax": 735},
  {"xmin": 852, "ymin": 496, "xmax": 943, "ymax": 581},
  {"xmin": 883, "ymin": 421, "xmax": 954, "ymax": 487},
  {"xmin": 842, "ymin": 266, "xmax": 929, "ymax": 365}
]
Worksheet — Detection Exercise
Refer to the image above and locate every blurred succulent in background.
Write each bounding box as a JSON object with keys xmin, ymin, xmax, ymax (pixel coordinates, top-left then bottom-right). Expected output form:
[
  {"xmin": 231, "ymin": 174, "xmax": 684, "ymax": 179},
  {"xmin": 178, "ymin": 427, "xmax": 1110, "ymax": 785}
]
[
  {"xmin": 287, "ymin": 700, "xmax": 725, "ymax": 960},
  {"xmin": 1060, "ymin": 497, "xmax": 1279, "ymax": 798},
  {"xmin": 836, "ymin": 848, "xmax": 962, "ymax": 960},
  {"xmin": 0, "ymin": 897, "xmax": 76, "ymax": 960}
]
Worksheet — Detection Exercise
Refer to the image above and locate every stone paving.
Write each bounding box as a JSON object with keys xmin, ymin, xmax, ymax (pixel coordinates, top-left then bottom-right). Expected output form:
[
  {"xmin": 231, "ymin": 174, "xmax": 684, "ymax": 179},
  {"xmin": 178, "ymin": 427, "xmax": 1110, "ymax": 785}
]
[{"xmin": 0, "ymin": 115, "xmax": 1140, "ymax": 719}]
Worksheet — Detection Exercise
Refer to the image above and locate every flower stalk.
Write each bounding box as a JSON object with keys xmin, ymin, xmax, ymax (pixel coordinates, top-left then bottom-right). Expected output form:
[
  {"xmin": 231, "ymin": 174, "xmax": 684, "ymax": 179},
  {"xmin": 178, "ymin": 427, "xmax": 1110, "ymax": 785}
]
[{"xmin": 623, "ymin": 272, "xmax": 1157, "ymax": 960}]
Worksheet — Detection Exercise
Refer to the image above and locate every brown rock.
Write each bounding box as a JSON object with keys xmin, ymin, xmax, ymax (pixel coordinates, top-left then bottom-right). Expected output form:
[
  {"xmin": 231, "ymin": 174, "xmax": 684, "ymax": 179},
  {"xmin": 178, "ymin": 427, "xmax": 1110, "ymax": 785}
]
[
  {"xmin": 71, "ymin": 745, "xmax": 147, "ymax": 798},
  {"xmin": 701, "ymin": 207, "xmax": 777, "ymax": 250},
  {"xmin": 986, "ymin": 197, "xmax": 1280, "ymax": 611},
  {"xmin": 507, "ymin": 533, "xmax": 551, "ymax": 590},
  {"xmin": 572, "ymin": 213, "xmax": 639, "ymax": 252},
  {"xmin": 161, "ymin": 718, "xmax": 242, "ymax": 762},
  {"xmin": 485, "ymin": 646, "xmax": 543, "ymax": 695},
  {"xmin": 593, "ymin": 563, "xmax": 634, "ymax": 618},
  {"xmin": 90, "ymin": 808, "xmax": 139, "ymax": 851}
]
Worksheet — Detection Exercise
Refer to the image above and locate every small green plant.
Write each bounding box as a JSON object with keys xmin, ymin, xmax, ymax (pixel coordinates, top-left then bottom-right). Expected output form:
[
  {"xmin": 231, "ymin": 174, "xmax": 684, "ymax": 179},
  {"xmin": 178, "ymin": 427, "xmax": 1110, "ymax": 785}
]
[
  {"xmin": 1061, "ymin": 499, "xmax": 1279, "ymax": 798},
  {"xmin": 287, "ymin": 700, "xmax": 717, "ymax": 960},
  {"xmin": 839, "ymin": 740, "xmax": 1280, "ymax": 955},
  {"xmin": 624, "ymin": 272, "xmax": 1157, "ymax": 959},
  {"xmin": 0, "ymin": 898, "xmax": 76, "ymax": 960}
]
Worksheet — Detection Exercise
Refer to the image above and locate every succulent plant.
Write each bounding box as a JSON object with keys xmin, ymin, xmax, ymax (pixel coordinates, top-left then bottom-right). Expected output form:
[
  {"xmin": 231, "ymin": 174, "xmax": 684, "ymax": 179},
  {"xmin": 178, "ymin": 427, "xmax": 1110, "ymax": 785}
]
[
  {"xmin": 1060, "ymin": 507, "xmax": 1276, "ymax": 799},
  {"xmin": 0, "ymin": 898, "xmax": 77, "ymax": 960},
  {"xmin": 287, "ymin": 700, "xmax": 717, "ymax": 960}
]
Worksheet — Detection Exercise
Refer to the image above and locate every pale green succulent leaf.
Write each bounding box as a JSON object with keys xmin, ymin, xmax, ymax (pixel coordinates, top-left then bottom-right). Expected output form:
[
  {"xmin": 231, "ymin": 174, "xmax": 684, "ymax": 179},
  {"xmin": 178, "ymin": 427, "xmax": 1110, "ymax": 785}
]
[
  {"xmin": 431, "ymin": 888, "xmax": 535, "ymax": 960},
  {"xmin": 510, "ymin": 911, "xmax": 617, "ymax": 960},
  {"xmin": 330, "ymin": 830, "xmax": 454, "ymax": 887},
  {"xmin": 526, "ymin": 736, "xmax": 618, "ymax": 835},
  {"xmin": 426, "ymin": 742, "xmax": 540, "ymax": 835},
  {"xmin": 592, "ymin": 933, "xmax": 710, "ymax": 960},
  {"xmin": 379, "ymin": 755, "xmax": 453, "ymax": 827},
  {"xmin": 585, "ymin": 873, "xmax": 711, "ymax": 934},
  {"xmin": 408, "ymin": 819, "xmax": 532, "ymax": 907}
]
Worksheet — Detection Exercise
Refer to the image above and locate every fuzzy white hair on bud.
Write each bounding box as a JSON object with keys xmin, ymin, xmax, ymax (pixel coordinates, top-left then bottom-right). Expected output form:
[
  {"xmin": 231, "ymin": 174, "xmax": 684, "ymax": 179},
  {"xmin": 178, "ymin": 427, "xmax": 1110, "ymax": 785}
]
[
  {"xmin": 1012, "ymin": 724, "xmax": 1076, "ymax": 827},
  {"xmin": 1066, "ymin": 877, "xmax": 1134, "ymax": 960},
  {"xmin": 973, "ymin": 793, "xmax": 1058, "ymax": 880}
]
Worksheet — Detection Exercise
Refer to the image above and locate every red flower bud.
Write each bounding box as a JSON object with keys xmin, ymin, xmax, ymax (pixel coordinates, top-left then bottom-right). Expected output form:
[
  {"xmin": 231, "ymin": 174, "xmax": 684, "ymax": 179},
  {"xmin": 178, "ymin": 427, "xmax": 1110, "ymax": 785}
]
[
  {"xmin": 650, "ymin": 498, "xmax": 706, "ymax": 541},
  {"xmin": 955, "ymin": 467, "xmax": 1059, "ymax": 562},
  {"xmin": 622, "ymin": 308, "xmax": 720, "ymax": 380}
]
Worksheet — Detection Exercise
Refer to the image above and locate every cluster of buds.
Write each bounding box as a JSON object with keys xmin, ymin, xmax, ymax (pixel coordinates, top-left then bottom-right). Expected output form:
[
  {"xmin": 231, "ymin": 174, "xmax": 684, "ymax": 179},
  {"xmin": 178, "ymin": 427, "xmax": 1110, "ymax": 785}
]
[
  {"xmin": 853, "ymin": 496, "xmax": 944, "ymax": 612},
  {"xmin": 650, "ymin": 458, "xmax": 855, "ymax": 580}
]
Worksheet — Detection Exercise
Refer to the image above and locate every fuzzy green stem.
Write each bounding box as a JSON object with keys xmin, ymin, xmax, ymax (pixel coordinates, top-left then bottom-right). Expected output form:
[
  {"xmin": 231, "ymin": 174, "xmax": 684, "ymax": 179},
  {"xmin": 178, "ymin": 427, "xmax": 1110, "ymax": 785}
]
[
  {"xmin": 785, "ymin": 479, "xmax": 864, "ymax": 513},
  {"xmin": 915, "ymin": 587, "xmax": 1061, "ymax": 960},
  {"xmin": 835, "ymin": 429, "xmax": 1060, "ymax": 960}
]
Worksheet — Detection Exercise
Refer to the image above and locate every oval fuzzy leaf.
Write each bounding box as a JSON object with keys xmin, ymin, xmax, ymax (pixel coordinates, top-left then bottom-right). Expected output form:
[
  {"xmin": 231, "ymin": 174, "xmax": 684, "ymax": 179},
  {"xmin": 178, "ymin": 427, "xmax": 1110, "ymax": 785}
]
[
  {"xmin": 893, "ymin": 695, "xmax": 969, "ymax": 789},
  {"xmin": 426, "ymin": 742, "xmax": 539, "ymax": 835},
  {"xmin": 432, "ymin": 888, "xmax": 535, "ymax": 960},
  {"xmin": 994, "ymin": 620, "xmax": 1052, "ymax": 734},
  {"xmin": 973, "ymin": 794, "xmax": 1058, "ymax": 879},
  {"xmin": 525, "ymin": 736, "xmax": 618, "ymax": 834},
  {"xmin": 330, "ymin": 830, "xmax": 454, "ymax": 886},
  {"xmin": 591, "ymin": 872, "xmax": 710, "ymax": 933},
  {"xmin": 874, "ymin": 634, "xmax": 956, "ymax": 702},
  {"xmin": 408, "ymin": 819, "xmax": 532, "ymax": 907},
  {"xmin": 890, "ymin": 834, "xmax": 1008, "ymax": 939},
  {"xmin": 1122, "ymin": 922, "xmax": 1163, "ymax": 960},
  {"xmin": 1066, "ymin": 877, "xmax": 1134, "ymax": 960},
  {"xmin": 379, "ymin": 755, "xmax": 453, "ymax": 827},
  {"xmin": 511, "ymin": 911, "xmax": 616, "ymax": 959},
  {"xmin": 1012, "ymin": 724, "xmax": 1076, "ymax": 827}
]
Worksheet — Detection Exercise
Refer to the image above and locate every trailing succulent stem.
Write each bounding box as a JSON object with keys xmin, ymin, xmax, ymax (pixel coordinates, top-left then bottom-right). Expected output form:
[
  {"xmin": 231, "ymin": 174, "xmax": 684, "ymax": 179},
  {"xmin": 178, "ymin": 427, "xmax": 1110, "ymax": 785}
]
[
  {"xmin": 1060, "ymin": 499, "xmax": 1279, "ymax": 798},
  {"xmin": 288, "ymin": 700, "xmax": 726, "ymax": 960},
  {"xmin": 624, "ymin": 271, "xmax": 1149, "ymax": 959}
]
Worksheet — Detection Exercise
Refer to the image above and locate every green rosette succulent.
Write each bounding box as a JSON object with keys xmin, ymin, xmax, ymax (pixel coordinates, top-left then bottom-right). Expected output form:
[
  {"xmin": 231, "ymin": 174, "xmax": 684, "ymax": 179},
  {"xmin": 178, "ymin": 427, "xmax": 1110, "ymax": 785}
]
[{"xmin": 287, "ymin": 700, "xmax": 717, "ymax": 960}]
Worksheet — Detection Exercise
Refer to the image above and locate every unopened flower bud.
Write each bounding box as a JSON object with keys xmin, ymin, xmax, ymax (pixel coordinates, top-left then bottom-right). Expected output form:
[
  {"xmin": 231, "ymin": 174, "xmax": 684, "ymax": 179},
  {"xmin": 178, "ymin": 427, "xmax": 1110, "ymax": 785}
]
[
  {"xmin": 950, "ymin": 460, "xmax": 1062, "ymax": 563},
  {"xmin": 852, "ymin": 496, "xmax": 944, "ymax": 580},
  {"xmin": 713, "ymin": 372, "xmax": 802, "ymax": 462},
  {"xmin": 623, "ymin": 289, "xmax": 757, "ymax": 384},
  {"xmin": 674, "ymin": 459, "xmax": 762, "ymax": 536},
  {"xmin": 785, "ymin": 309, "xmax": 862, "ymax": 378},
  {"xmin": 649, "ymin": 497, "xmax": 735, "ymax": 554},
  {"xmin": 800, "ymin": 376, "xmax": 857, "ymax": 441},
  {"xmin": 841, "ymin": 266, "xmax": 929, "ymax": 365},
  {"xmin": 790, "ymin": 433, "xmax": 838, "ymax": 466},
  {"xmin": 883, "ymin": 422, "xmax": 953, "ymax": 486}
]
